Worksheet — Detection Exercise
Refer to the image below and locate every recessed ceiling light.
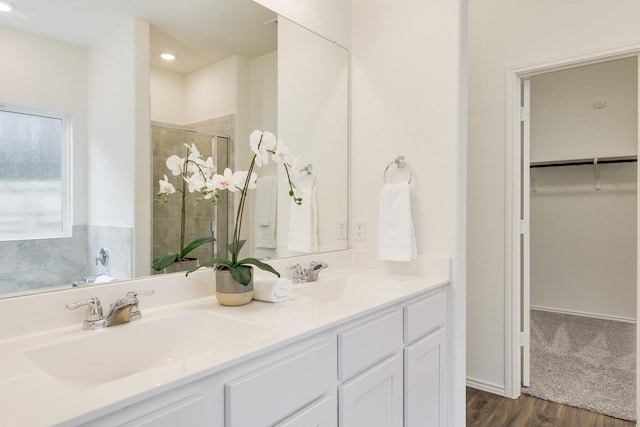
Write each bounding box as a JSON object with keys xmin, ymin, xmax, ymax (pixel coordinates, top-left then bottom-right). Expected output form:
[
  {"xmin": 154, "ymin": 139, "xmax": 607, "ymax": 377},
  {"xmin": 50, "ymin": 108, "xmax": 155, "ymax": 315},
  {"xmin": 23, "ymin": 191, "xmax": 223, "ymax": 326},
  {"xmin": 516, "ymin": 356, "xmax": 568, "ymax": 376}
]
[
  {"xmin": 160, "ymin": 52, "xmax": 176, "ymax": 61},
  {"xmin": 0, "ymin": 0, "xmax": 16, "ymax": 12}
]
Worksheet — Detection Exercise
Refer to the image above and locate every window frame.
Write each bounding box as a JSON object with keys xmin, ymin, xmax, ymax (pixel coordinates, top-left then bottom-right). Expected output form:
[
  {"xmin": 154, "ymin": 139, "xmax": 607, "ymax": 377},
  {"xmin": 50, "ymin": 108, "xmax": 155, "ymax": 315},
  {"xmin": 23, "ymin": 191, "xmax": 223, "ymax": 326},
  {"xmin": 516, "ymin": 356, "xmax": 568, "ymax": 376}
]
[{"xmin": 0, "ymin": 103, "xmax": 73, "ymax": 241}]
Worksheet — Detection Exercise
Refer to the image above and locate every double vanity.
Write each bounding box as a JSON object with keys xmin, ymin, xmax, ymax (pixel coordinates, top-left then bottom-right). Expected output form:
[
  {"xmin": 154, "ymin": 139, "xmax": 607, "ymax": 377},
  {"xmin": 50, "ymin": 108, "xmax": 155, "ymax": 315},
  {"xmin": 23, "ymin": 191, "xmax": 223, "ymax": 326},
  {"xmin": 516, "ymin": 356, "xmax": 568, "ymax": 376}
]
[{"xmin": 0, "ymin": 252, "xmax": 450, "ymax": 427}]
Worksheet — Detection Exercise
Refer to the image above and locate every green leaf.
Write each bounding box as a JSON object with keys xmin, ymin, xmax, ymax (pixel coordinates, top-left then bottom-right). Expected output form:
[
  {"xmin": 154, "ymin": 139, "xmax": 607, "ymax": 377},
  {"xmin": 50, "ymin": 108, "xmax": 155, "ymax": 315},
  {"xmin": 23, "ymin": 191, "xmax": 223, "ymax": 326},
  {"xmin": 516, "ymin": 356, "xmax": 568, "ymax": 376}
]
[
  {"xmin": 185, "ymin": 258, "xmax": 232, "ymax": 276},
  {"xmin": 228, "ymin": 239, "xmax": 246, "ymax": 256},
  {"xmin": 151, "ymin": 253, "xmax": 180, "ymax": 271},
  {"xmin": 180, "ymin": 236, "xmax": 215, "ymax": 258},
  {"xmin": 237, "ymin": 258, "xmax": 281, "ymax": 278},
  {"xmin": 229, "ymin": 264, "xmax": 253, "ymax": 286}
]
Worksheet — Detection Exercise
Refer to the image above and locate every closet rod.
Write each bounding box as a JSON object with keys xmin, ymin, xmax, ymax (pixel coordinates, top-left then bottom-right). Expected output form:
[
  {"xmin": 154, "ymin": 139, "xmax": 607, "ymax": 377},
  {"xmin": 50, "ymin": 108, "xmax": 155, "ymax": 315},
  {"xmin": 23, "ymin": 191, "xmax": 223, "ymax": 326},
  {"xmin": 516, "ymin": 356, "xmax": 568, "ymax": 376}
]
[{"xmin": 530, "ymin": 156, "xmax": 637, "ymax": 169}]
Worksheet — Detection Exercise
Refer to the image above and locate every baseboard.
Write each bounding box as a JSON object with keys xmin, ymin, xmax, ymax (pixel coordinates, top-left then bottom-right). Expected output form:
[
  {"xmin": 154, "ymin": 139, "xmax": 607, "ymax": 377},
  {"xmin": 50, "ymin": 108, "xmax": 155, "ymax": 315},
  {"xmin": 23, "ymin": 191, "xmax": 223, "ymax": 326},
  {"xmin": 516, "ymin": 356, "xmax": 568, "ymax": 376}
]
[
  {"xmin": 531, "ymin": 305, "xmax": 636, "ymax": 324},
  {"xmin": 466, "ymin": 377, "xmax": 508, "ymax": 397}
]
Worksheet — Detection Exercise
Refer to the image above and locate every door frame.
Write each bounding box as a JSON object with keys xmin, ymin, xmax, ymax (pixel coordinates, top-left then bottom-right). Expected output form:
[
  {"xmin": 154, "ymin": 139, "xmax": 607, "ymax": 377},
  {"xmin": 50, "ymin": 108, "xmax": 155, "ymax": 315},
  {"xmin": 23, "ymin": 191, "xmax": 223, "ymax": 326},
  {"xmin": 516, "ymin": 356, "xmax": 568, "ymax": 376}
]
[{"xmin": 504, "ymin": 42, "xmax": 640, "ymax": 401}]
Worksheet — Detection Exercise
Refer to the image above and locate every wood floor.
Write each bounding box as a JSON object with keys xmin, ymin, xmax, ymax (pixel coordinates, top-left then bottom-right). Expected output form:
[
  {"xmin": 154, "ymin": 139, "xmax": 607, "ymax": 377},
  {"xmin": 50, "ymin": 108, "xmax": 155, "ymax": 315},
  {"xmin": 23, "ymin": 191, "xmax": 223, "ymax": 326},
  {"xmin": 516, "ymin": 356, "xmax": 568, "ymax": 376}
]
[{"xmin": 466, "ymin": 387, "xmax": 636, "ymax": 427}]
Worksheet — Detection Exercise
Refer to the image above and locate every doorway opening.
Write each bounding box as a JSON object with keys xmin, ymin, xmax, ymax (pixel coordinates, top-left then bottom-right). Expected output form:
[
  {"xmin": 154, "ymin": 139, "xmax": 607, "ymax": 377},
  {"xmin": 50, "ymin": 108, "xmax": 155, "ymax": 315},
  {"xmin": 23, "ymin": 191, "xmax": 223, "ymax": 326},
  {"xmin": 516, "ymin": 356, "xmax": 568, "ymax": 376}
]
[{"xmin": 505, "ymin": 45, "xmax": 640, "ymax": 422}]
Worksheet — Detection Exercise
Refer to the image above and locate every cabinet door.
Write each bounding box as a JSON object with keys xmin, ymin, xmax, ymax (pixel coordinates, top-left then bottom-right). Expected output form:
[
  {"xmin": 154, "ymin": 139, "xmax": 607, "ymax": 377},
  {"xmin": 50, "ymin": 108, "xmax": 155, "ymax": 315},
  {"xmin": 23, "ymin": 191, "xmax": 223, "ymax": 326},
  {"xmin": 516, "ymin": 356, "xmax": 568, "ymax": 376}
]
[
  {"xmin": 339, "ymin": 354, "xmax": 403, "ymax": 427},
  {"xmin": 404, "ymin": 328, "xmax": 446, "ymax": 427}
]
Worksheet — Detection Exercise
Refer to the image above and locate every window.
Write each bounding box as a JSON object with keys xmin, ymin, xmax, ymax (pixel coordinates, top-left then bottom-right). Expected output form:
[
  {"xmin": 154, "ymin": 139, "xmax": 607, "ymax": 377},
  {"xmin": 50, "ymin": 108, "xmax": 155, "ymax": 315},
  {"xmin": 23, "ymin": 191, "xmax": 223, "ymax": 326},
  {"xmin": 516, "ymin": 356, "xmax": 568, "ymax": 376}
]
[{"xmin": 0, "ymin": 104, "xmax": 71, "ymax": 240}]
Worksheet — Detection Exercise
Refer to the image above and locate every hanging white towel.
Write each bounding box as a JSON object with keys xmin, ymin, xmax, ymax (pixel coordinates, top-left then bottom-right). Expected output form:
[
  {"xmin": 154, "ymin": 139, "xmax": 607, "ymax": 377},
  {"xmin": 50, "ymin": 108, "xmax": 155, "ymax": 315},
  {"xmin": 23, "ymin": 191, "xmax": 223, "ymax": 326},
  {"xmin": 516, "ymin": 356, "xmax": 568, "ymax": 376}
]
[
  {"xmin": 288, "ymin": 174, "xmax": 318, "ymax": 253},
  {"xmin": 254, "ymin": 175, "xmax": 277, "ymax": 249},
  {"xmin": 377, "ymin": 182, "xmax": 417, "ymax": 261}
]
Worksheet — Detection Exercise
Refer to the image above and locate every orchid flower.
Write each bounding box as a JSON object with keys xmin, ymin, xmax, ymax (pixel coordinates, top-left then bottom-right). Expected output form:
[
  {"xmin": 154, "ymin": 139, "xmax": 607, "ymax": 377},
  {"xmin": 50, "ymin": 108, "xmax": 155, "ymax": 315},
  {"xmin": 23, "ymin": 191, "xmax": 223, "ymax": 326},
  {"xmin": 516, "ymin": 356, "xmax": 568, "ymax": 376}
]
[
  {"xmin": 202, "ymin": 180, "xmax": 218, "ymax": 199},
  {"xmin": 185, "ymin": 143, "xmax": 200, "ymax": 159},
  {"xmin": 232, "ymin": 170, "xmax": 258, "ymax": 191},
  {"xmin": 158, "ymin": 175, "xmax": 176, "ymax": 195},
  {"xmin": 249, "ymin": 130, "xmax": 276, "ymax": 167},
  {"xmin": 273, "ymin": 140, "xmax": 300, "ymax": 169},
  {"xmin": 166, "ymin": 155, "xmax": 185, "ymax": 176},
  {"xmin": 204, "ymin": 157, "xmax": 216, "ymax": 176},
  {"xmin": 184, "ymin": 174, "xmax": 206, "ymax": 193},
  {"xmin": 212, "ymin": 168, "xmax": 236, "ymax": 192}
]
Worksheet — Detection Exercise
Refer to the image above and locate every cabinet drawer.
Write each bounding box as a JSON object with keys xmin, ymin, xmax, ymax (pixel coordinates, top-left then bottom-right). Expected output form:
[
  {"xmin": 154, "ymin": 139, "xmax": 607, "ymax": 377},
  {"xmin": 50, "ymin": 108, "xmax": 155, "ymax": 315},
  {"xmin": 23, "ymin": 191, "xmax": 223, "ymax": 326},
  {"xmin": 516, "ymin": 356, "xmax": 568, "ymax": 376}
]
[
  {"xmin": 404, "ymin": 290, "xmax": 446, "ymax": 344},
  {"xmin": 338, "ymin": 310, "xmax": 403, "ymax": 380},
  {"xmin": 274, "ymin": 396, "xmax": 334, "ymax": 427},
  {"xmin": 225, "ymin": 342, "xmax": 333, "ymax": 427},
  {"xmin": 122, "ymin": 394, "xmax": 207, "ymax": 427}
]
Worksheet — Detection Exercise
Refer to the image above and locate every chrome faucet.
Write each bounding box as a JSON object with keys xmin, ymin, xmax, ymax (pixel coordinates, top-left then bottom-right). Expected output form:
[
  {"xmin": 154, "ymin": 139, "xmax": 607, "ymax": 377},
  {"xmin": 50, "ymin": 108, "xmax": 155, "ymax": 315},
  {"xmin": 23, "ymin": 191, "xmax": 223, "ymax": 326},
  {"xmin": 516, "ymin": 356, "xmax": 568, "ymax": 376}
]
[
  {"xmin": 289, "ymin": 264, "xmax": 306, "ymax": 284},
  {"xmin": 66, "ymin": 290, "xmax": 155, "ymax": 330},
  {"xmin": 288, "ymin": 261, "xmax": 328, "ymax": 284}
]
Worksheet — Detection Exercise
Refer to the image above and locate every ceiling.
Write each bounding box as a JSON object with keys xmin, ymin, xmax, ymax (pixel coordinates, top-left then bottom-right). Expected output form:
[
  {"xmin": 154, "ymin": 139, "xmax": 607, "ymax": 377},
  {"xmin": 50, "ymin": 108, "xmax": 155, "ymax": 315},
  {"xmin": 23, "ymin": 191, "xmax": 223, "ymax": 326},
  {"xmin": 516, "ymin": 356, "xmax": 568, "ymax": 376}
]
[{"xmin": 0, "ymin": 0, "xmax": 278, "ymax": 74}]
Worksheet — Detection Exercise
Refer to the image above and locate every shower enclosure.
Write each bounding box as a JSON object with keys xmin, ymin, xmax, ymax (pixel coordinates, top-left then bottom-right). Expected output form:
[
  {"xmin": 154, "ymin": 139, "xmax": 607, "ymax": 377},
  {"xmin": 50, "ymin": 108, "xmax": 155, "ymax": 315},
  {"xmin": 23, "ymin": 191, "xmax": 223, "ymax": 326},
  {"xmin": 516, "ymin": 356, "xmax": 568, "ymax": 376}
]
[{"xmin": 151, "ymin": 123, "xmax": 232, "ymax": 271}]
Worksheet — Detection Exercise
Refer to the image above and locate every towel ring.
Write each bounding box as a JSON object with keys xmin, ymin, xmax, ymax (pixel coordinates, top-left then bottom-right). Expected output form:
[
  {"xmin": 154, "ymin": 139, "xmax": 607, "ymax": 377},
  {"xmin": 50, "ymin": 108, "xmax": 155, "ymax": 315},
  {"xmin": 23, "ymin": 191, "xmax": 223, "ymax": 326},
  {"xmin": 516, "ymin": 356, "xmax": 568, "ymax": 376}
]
[{"xmin": 383, "ymin": 156, "xmax": 414, "ymax": 184}]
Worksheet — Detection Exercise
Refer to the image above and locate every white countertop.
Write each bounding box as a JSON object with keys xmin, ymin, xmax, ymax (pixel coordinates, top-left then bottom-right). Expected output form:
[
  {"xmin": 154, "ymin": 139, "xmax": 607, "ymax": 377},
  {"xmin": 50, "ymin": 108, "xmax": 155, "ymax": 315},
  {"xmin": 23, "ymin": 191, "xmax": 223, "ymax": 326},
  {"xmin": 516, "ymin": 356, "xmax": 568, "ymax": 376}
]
[{"xmin": 0, "ymin": 254, "xmax": 450, "ymax": 427}]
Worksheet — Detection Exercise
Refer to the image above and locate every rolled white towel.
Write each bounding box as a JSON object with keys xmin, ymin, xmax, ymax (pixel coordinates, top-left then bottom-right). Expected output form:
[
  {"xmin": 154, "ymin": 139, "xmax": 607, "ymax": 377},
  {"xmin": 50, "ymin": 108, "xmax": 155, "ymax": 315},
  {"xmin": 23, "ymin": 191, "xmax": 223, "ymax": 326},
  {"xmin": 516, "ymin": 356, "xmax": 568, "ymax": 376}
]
[
  {"xmin": 94, "ymin": 274, "xmax": 117, "ymax": 284},
  {"xmin": 252, "ymin": 277, "xmax": 292, "ymax": 303}
]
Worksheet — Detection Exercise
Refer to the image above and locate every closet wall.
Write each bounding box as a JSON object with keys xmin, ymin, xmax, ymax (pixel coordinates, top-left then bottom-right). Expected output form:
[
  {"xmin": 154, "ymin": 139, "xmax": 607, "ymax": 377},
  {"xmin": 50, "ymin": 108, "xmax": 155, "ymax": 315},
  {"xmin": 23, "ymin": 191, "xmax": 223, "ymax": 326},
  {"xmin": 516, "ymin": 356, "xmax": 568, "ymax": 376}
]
[{"xmin": 530, "ymin": 58, "xmax": 638, "ymax": 320}]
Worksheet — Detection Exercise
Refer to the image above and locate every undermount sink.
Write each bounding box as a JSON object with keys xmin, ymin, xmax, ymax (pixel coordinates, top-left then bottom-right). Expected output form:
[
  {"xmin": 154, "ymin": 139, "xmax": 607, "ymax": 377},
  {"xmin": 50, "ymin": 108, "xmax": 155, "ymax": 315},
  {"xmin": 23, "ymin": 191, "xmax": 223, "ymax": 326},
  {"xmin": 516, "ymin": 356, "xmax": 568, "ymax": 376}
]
[
  {"xmin": 292, "ymin": 275, "xmax": 413, "ymax": 303},
  {"xmin": 24, "ymin": 310, "xmax": 268, "ymax": 390}
]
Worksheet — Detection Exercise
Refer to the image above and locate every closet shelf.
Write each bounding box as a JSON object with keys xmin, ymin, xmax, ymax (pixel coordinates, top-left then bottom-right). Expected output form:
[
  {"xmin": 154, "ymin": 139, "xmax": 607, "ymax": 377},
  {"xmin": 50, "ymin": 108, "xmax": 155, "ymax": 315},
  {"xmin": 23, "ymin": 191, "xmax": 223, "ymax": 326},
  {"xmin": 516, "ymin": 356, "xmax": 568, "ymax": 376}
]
[{"xmin": 530, "ymin": 155, "xmax": 637, "ymax": 169}]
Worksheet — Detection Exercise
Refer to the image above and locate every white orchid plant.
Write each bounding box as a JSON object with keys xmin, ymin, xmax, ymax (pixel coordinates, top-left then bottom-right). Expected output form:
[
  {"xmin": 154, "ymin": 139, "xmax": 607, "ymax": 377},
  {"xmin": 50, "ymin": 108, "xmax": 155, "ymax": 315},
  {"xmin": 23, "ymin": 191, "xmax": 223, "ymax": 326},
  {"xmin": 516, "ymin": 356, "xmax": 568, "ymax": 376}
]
[
  {"xmin": 151, "ymin": 143, "xmax": 217, "ymax": 272},
  {"xmin": 153, "ymin": 130, "xmax": 302, "ymax": 285}
]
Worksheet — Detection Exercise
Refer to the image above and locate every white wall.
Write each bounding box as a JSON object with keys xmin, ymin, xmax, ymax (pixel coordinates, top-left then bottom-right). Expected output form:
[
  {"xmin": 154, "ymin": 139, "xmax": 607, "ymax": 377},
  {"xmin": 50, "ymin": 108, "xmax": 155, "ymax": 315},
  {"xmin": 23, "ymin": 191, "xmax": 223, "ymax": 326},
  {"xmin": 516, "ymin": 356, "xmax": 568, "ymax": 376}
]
[
  {"xmin": 184, "ymin": 55, "xmax": 240, "ymax": 124},
  {"xmin": 529, "ymin": 60, "xmax": 637, "ymax": 321},
  {"xmin": 252, "ymin": 0, "xmax": 350, "ymax": 48},
  {"xmin": 0, "ymin": 27, "xmax": 88, "ymax": 224},
  {"xmin": 249, "ymin": 52, "xmax": 278, "ymax": 135},
  {"xmin": 86, "ymin": 18, "xmax": 150, "ymax": 275},
  {"xmin": 86, "ymin": 20, "xmax": 136, "ymax": 227},
  {"xmin": 531, "ymin": 58, "xmax": 637, "ymax": 162},
  {"xmin": 150, "ymin": 67, "xmax": 185, "ymax": 124},
  {"xmin": 351, "ymin": 1, "xmax": 467, "ymax": 425},
  {"xmin": 132, "ymin": 20, "xmax": 151, "ymax": 278},
  {"xmin": 468, "ymin": 1, "xmax": 640, "ymax": 395},
  {"xmin": 277, "ymin": 16, "xmax": 349, "ymax": 255},
  {"xmin": 150, "ymin": 55, "xmax": 246, "ymax": 126},
  {"xmin": 531, "ymin": 165, "xmax": 637, "ymax": 320}
]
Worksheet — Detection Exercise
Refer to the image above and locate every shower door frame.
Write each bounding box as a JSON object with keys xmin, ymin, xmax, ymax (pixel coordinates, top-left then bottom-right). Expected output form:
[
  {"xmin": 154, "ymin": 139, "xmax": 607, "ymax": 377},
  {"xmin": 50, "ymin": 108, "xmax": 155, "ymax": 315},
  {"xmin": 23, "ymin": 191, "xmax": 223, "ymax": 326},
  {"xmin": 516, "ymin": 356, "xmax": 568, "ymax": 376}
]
[{"xmin": 150, "ymin": 123, "xmax": 232, "ymax": 261}]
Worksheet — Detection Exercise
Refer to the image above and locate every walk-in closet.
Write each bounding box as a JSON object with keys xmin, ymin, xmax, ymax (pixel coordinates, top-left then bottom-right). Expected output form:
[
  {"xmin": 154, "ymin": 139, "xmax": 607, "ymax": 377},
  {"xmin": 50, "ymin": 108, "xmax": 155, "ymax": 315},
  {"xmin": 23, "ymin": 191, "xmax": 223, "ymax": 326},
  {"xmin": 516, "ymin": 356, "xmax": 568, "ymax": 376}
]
[{"xmin": 524, "ymin": 57, "xmax": 637, "ymax": 421}]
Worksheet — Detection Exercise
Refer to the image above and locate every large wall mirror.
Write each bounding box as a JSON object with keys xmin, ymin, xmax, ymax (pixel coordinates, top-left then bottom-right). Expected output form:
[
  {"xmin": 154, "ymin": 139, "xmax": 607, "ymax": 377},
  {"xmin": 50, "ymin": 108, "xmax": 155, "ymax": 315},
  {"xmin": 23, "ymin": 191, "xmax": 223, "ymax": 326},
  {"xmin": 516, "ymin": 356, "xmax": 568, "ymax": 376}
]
[{"xmin": 0, "ymin": 0, "xmax": 349, "ymax": 298}]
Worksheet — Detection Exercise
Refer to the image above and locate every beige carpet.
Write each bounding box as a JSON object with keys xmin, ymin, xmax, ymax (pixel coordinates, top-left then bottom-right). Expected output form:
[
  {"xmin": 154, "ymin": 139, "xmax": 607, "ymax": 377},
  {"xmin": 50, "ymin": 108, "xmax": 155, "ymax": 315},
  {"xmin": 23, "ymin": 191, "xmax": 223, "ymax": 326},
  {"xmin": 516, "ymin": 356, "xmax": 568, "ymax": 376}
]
[{"xmin": 522, "ymin": 309, "xmax": 636, "ymax": 421}]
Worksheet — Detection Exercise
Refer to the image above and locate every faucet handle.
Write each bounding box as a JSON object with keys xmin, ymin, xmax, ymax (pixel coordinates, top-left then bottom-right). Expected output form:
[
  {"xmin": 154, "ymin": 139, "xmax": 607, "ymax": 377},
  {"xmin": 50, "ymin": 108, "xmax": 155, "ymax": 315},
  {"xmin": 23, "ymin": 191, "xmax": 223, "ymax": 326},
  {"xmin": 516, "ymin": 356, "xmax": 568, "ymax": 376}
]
[
  {"xmin": 66, "ymin": 297, "xmax": 104, "ymax": 329},
  {"xmin": 309, "ymin": 261, "xmax": 328, "ymax": 270},
  {"xmin": 125, "ymin": 289, "xmax": 155, "ymax": 299},
  {"xmin": 126, "ymin": 290, "xmax": 155, "ymax": 321}
]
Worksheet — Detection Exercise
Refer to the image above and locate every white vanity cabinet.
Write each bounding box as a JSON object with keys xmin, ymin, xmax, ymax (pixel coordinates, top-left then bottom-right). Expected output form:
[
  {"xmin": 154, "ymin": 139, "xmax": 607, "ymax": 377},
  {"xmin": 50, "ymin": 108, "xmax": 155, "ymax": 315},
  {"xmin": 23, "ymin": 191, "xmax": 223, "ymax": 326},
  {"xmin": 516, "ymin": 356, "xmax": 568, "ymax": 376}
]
[
  {"xmin": 72, "ymin": 284, "xmax": 447, "ymax": 427},
  {"xmin": 337, "ymin": 288, "xmax": 447, "ymax": 427},
  {"xmin": 403, "ymin": 290, "xmax": 447, "ymax": 427}
]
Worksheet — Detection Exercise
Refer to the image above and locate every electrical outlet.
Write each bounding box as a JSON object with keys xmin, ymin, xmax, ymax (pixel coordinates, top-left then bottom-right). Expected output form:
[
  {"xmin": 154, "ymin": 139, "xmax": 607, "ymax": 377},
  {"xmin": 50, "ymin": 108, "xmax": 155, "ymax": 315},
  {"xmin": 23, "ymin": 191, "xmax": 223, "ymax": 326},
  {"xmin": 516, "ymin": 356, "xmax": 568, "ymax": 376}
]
[
  {"xmin": 337, "ymin": 218, "xmax": 348, "ymax": 240},
  {"xmin": 354, "ymin": 219, "xmax": 366, "ymax": 241}
]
